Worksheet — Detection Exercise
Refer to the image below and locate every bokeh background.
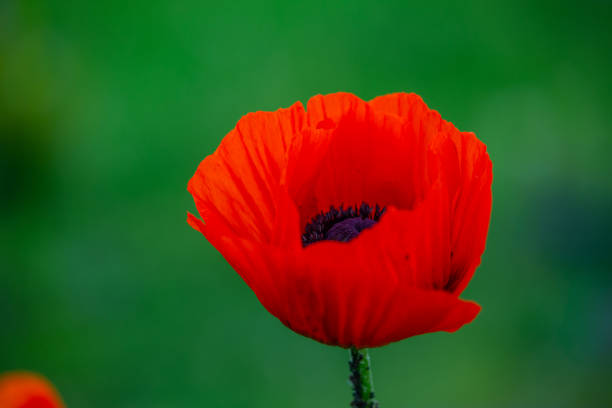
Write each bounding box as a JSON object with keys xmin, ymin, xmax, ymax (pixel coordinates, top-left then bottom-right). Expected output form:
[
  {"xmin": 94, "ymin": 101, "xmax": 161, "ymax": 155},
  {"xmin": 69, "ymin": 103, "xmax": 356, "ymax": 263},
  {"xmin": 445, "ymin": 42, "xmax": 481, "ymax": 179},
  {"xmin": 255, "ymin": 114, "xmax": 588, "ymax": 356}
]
[{"xmin": 2, "ymin": 1, "xmax": 611, "ymax": 407}]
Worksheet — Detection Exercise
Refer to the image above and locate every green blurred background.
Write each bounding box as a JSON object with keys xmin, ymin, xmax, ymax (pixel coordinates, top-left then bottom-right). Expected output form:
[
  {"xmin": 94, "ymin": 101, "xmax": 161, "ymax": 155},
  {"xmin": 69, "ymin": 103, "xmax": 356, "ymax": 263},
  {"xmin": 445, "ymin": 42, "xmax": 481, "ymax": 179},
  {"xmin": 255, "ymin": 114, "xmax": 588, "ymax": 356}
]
[{"xmin": 1, "ymin": 0, "xmax": 611, "ymax": 407}]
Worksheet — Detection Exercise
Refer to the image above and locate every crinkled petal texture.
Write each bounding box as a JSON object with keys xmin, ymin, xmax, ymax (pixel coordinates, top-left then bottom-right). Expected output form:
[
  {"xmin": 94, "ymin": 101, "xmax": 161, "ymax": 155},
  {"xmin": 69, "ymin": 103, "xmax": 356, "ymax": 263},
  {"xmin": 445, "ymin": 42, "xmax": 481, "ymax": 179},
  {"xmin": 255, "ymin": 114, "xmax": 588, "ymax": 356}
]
[
  {"xmin": 0, "ymin": 372, "xmax": 65, "ymax": 408},
  {"xmin": 188, "ymin": 92, "xmax": 492, "ymax": 348}
]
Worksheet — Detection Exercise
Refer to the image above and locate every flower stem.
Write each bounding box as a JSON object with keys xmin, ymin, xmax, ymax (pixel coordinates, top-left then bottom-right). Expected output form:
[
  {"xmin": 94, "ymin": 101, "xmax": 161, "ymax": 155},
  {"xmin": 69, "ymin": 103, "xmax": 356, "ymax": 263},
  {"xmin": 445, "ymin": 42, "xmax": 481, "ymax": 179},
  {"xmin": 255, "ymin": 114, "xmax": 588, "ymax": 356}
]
[{"xmin": 348, "ymin": 347, "xmax": 379, "ymax": 408}]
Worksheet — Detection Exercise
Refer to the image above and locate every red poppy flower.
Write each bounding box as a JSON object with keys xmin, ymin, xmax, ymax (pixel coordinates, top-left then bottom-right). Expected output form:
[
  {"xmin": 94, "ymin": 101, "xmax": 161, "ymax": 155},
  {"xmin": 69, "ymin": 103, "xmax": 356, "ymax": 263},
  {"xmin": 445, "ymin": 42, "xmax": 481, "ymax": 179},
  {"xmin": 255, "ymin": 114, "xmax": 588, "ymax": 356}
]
[
  {"xmin": 0, "ymin": 372, "xmax": 65, "ymax": 408},
  {"xmin": 187, "ymin": 92, "xmax": 492, "ymax": 348}
]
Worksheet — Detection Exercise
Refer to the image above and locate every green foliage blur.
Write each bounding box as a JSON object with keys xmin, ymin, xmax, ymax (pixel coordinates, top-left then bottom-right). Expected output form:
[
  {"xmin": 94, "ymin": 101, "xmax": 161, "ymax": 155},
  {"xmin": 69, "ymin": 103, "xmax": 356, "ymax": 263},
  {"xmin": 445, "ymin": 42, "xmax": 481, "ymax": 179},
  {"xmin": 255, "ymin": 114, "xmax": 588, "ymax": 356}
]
[{"xmin": 1, "ymin": 1, "xmax": 611, "ymax": 407}]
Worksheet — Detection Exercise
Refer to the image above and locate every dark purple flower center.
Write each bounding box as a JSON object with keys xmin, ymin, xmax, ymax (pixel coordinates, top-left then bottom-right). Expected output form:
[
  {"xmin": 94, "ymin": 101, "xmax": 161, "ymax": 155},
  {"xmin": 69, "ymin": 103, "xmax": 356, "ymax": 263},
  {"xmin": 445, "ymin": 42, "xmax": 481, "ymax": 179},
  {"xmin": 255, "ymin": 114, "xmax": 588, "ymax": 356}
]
[
  {"xmin": 302, "ymin": 203, "xmax": 386, "ymax": 247},
  {"xmin": 326, "ymin": 217, "xmax": 377, "ymax": 242}
]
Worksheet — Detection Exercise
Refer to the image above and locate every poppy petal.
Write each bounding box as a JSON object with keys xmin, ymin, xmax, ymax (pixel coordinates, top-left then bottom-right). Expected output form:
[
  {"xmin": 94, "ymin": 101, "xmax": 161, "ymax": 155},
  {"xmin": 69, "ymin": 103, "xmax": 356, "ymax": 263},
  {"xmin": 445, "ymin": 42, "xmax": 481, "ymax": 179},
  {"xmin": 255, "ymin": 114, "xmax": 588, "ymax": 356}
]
[
  {"xmin": 287, "ymin": 232, "xmax": 479, "ymax": 347},
  {"xmin": 368, "ymin": 92, "xmax": 428, "ymax": 121},
  {"xmin": 358, "ymin": 184, "xmax": 451, "ymax": 291},
  {"xmin": 445, "ymin": 134, "xmax": 493, "ymax": 294},
  {"xmin": 306, "ymin": 92, "xmax": 369, "ymax": 128},
  {"xmin": 288, "ymin": 93, "xmax": 428, "ymax": 229},
  {"xmin": 188, "ymin": 102, "xmax": 306, "ymax": 243},
  {"xmin": 369, "ymin": 92, "xmax": 447, "ymax": 149},
  {"xmin": 365, "ymin": 287, "xmax": 481, "ymax": 347},
  {"xmin": 369, "ymin": 93, "xmax": 493, "ymax": 294},
  {"xmin": 187, "ymin": 211, "xmax": 285, "ymax": 320},
  {"xmin": 0, "ymin": 372, "xmax": 64, "ymax": 408},
  {"xmin": 286, "ymin": 184, "xmax": 478, "ymax": 348}
]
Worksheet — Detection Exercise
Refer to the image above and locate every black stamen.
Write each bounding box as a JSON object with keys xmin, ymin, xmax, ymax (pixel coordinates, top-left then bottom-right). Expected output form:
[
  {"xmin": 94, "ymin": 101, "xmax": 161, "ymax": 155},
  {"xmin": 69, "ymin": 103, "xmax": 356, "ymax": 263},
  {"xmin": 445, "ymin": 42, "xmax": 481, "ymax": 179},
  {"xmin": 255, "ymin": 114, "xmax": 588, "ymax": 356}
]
[{"xmin": 302, "ymin": 202, "xmax": 386, "ymax": 247}]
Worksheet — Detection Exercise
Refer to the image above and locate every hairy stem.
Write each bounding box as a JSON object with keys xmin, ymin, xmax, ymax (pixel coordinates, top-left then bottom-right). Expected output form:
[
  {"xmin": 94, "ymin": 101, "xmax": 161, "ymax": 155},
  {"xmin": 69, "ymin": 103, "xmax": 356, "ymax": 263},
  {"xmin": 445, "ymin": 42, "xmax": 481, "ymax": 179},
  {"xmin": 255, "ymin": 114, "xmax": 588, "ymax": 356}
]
[{"xmin": 348, "ymin": 347, "xmax": 379, "ymax": 408}]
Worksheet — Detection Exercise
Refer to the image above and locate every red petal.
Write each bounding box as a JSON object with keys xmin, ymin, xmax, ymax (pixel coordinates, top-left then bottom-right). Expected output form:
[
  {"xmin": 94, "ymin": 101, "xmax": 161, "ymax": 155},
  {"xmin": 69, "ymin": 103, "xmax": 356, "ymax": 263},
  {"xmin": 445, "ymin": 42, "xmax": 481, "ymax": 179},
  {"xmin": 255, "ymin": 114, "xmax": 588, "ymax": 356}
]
[
  {"xmin": 369, "ymin": 92, "xmax": 493, "ymax": 294},
  {"xmin": 445, "ymin": 133, "xmax": 493, "ymax": 294},
  {"xmin": 270, "ymin": 185, "xmax": 477, "ymax": 348},
  {"xmin": 287, "ymin": 93, "xmax": 428, "ymax": 229},
  {"xmin": 361, "ymin": 183, "xmax": 452, "ymax": 291},
  {"xmin": 0, "ymin": 372, "xmax": 64, "ymax": 408},
  {"xmin": 306, "ymin": 92, "xmax": 369, "ymax": 128},
  {"xmin": 286, "ymin": 212, "xmax": 481, "ymax": 348},
  {"xmin": 187, "ymin": 205, "xmax": 291, "ymax": 321},
  {"xmin": 369, "ymin": 92, "xmax": 428, "ymax": 121},
  {"xmin": 188, "ymin": 102, "xmax": 306, "ymax": 244},
  {"xmin": 366, "ymin": 287, "xmax": 481, "ymax": 347}
]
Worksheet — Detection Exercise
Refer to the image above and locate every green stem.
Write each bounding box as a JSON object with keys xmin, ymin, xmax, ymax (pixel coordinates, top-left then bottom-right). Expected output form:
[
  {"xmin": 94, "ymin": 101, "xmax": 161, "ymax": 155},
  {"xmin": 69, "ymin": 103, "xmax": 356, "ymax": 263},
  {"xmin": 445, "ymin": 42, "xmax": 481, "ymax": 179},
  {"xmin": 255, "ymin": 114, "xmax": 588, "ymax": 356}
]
[{"xmin": 348, "ymin": 347, "xmax": 379, "ymax": 408}]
